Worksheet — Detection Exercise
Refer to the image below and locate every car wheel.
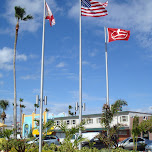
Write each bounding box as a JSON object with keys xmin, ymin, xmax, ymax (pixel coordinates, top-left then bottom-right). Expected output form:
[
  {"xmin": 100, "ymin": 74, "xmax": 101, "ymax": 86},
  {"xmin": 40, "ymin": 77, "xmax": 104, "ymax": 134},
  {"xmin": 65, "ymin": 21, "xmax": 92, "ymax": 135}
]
[{"xmin": 119, "ymin": 146, "xmax": 124, "ymax": 149}]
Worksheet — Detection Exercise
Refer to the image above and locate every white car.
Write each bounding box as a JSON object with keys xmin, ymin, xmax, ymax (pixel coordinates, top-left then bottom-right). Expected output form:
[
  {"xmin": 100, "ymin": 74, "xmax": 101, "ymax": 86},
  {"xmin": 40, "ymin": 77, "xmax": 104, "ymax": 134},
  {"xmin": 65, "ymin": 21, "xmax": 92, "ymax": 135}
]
[
  {"xmin": 118, "ymin": 137, "xmax": 152, "ymax": 151},
  {"xmin": 145, "ymin": 142, "xmax": 152, "ymax": 152},
  {"xmin": 27, "ymin": 135, "xmax": 60, "ymax": 145}
]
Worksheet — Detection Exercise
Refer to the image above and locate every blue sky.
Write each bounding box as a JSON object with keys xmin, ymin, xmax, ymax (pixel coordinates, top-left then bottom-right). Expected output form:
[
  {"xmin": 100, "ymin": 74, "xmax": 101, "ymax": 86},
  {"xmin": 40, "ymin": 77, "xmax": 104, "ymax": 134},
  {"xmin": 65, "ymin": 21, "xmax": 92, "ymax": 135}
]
[{"xmin": 0, "ymin": 0, "xmax": 152, "ymax": 124}]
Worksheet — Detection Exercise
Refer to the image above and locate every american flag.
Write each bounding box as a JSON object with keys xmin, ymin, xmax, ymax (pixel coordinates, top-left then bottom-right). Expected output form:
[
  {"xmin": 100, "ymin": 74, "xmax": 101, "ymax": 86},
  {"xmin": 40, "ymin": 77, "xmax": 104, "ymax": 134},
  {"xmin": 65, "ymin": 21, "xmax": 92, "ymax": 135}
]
[{"xmin": 81, "ymin": 0, "xmax": 108, "ymax": 17}]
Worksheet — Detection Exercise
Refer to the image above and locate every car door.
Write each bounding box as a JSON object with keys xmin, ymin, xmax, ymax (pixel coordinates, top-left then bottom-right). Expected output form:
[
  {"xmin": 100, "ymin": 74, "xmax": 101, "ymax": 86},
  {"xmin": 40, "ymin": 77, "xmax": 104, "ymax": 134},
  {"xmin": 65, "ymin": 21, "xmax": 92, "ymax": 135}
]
[
  {"xmin": 43, "ymin": 136, "xmax": 50, "ymax": 144},
  {"xmin": 93, "ymin": 138, "xmax": 105, "ymax": 150},
  {"xmin": 137, "ymin": 138, "xmax": 145, "ymax": 150},
  {"xmin": 44, "ymin": 135, "xmax": 57, "ymax": 145},
  {"xmin": 124, "ymin": 138, "xmax": 134, "ymax": 150}
]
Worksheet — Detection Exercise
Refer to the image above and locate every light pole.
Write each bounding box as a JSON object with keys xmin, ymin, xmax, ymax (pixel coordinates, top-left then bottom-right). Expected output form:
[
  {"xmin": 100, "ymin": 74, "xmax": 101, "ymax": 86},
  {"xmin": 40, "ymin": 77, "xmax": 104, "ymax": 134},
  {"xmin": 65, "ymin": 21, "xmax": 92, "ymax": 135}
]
[{"xmin": 36, "ymin": 95, "xmax": 47, "ymax": 152}]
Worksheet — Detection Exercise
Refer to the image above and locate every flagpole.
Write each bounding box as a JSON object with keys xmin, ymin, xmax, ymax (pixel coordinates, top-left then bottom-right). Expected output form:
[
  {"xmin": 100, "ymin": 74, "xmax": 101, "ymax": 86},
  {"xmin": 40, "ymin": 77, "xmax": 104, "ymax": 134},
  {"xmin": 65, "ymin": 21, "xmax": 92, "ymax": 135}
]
[
  {"xmin": 104, "ymin": 26, "xmax": 109, "ymax": 106},
  {"xmin": 79, "ymin": 0, "xmax": 82, "ymax": 150},
  {"xmin": 39, "ymin": 0, "xmax": 46, "ymax": 151}
]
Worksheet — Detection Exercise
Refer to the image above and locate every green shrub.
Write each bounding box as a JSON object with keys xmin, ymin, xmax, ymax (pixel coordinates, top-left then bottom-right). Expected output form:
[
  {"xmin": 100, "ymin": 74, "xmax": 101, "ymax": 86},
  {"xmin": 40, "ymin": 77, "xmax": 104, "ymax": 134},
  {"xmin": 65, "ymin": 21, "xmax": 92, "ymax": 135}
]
[{"xmin": 0, "ymin": 139, "xmax": 14, "ymax": 152}]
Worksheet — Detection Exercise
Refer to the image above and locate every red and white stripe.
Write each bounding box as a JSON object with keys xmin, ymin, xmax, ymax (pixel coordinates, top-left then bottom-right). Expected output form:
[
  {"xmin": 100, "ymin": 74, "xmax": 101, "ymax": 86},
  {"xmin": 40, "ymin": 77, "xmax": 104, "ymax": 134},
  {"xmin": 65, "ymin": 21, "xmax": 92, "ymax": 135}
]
[
  {"xmin": 45, "ymin": 2, "xmax": 55, "ymax": 26},
  {"xmin": 81, "ymin": 0, "xmax": 108, "ymax": 17}
]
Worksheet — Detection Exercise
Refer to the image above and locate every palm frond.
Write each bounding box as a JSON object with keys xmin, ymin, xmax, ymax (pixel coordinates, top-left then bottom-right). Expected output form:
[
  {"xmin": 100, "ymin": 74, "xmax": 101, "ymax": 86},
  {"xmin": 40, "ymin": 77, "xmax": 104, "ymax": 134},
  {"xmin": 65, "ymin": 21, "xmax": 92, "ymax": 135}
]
[
  {"xmin": 23, "ymin": 15, "xmax": 33, "ymax": 21},
  {"xmin": 0, "ymin": 100, "xmax": 9, "ymax": 111},
  {"xmin": 15, "ymin": 6, "xmax": 26, "ymax": 20}
]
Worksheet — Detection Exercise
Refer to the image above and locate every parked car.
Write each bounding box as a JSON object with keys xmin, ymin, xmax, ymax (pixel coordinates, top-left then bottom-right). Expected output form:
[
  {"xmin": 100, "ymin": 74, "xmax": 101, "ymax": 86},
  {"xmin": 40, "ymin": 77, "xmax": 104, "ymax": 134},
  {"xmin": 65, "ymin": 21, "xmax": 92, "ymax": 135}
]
[
  {"xmin": 118, "ymin": 137, "xmax": 152, "ymax": 151},
  {"xmin": 145, "ymin": 142, "xmax": 152, "ymax": 152},
  {"xmin": 82, "ymin": 137, "xmax": 106, "ymax": 150},
  {"xmin": 27, "ymin": 135, "xmax": 60, "ymax": 145}
]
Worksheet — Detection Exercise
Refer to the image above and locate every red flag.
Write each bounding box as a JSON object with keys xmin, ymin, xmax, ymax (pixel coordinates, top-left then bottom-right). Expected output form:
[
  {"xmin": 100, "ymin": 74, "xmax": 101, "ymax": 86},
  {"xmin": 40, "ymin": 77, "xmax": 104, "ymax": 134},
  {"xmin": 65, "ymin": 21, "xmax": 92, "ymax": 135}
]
[
  {"xmin": 107, "ymin": 28, "xmax": 130, "ymax": 42},
  {"xmin": 45, "ymin": 2, "xmax": 55, "ymax": 26}
]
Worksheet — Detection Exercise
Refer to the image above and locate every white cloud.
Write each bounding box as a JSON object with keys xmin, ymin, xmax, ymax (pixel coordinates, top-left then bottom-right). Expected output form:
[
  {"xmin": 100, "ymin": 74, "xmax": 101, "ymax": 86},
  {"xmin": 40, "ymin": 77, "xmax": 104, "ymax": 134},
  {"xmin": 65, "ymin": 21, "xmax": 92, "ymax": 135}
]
[
  {"xmin": 56, "ymin": 62, "xmax": 66, "ymax": 68},
  {"xmin": 0, "ymin": 47, "xmax": 14, "ymax": 70},
  {"xmin": 0, "ymin": 47, "xmax": 27, "ymax": 70},
  {"xmin": 46, "ymin": 102, "xmax": 69, "ymax": 115},
  {"xmin": 32, "ymin": 89, "xmax": 40, "ymax": 94},
  {"xmin": 89, "ymin": 49, "xmax": 99, "ymax": 57},
  {"xmin": 21, "ymin": 75, "xmax": 38, "ymax": 80},
  {"xmin": 16, "ymin": 54, "xmax": 27, "ymax": 61},
  {"xmin": 0, "ymin": 81, "xmax": 4, "ymax": 85},
  {"xmin": 48, "ymin": 112, "xmax": 67, "ymax": 119},
  {"xmin": 3, "ymin": 0, "xmax": 62, "ymax": 33},
  {"xmin": 66, "ymin": 73, "xmax": 78, "ymax": 80},
  {"xmin": 82, "ymin": 61, "xmax": 98, "ymax": 69},
  {"xmin": 129, "ymin": 106, "xmax": 152, "ymax": 114},
  {"xmin": 69, "ymin": 90, "xmax": 105, "ymax": 102},
  {"xmin": 45, "ymin": 56, "xmax": 55, "ymax": 65},
  {"xmin": 29, "ymin": 54, "xmax": 38, "ymax": 59},
  {"xmin": 82, "ymin": 61, "xmax": 89, "ymax": 65},
  {"xmin": 0, "ymin": 73, "xmax": 3, "ymax": 78},
  {"xmin": 68, "ymin": 0, "xmax": 152, "ymax": 48},
  {"xmin": 68, "ymin": 2, "xmax": 79, "ymax": 19}
]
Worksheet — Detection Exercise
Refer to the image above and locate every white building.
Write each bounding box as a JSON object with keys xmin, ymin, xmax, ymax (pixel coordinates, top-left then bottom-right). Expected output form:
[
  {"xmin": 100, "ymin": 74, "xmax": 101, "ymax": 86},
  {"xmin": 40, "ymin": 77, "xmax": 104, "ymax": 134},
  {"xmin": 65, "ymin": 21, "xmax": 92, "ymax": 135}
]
[{"xmin": 53, "ymin": 111, "xmax": 152, "ymax": 142}]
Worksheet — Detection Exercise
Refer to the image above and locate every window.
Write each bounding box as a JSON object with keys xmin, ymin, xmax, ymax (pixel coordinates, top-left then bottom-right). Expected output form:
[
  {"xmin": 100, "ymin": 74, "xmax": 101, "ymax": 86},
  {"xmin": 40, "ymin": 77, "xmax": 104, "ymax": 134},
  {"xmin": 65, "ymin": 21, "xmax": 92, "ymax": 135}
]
[
  {"xmin": 82, "ymin": 119, "xmax": 85, "ymax": 123},
  {"xmin": 120, "ymin": 116, "xmax": 128, "ymax": 122},
  {"xmin": 118, "ymin": 130, "xmax": 128, "ymax": 135},
  {"xmin": 56, "ymin": 121, "xmax": 60, "ymax": 126},
  {"xmin": 143, "ymin": 116, "xmax": 147, "ymax": 120},
  {"xmin": 44, "ymin": 135, "xmax": 56, "ymax": 140},
  {"xmin": 137, "ymin": 138, "xmax": 144, "ymax": 142},
  {"xmin": 72, "ymin": 120, "xmax": 76, "ymax": 124},
  {"xmin": 67, "ymin": 120, "xmax": 70, "ymax": 125},
  {"xmin": 87, "ymin": 119, "xmax": 93, "ymax": 124},
  {"xmin": 97, "ymin": 118, "xmax": 101, "ymax": 123}
]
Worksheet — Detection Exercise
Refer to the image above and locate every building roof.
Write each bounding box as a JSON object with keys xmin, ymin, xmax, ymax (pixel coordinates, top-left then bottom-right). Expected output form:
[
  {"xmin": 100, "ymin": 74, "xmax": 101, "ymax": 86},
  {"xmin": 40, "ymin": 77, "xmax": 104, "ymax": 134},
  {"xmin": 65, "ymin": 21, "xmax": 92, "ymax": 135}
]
[{"xmin": 53, "ymin": 111, "xmax": 152, "ymax": 120}]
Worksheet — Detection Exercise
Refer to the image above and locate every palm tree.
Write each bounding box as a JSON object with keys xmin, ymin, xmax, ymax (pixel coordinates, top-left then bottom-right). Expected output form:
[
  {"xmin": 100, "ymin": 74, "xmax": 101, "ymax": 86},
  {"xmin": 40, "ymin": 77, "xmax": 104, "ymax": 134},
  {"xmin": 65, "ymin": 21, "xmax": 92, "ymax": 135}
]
[
  {"xmin": 45, "ymin": 108, "xmax": 49, "ymax": 112},
  {"xmin": 34, "ymin": 104, "xmax": 39, "ymax": 114},
  {"xmin": 68, "ymin": 105, "xmax": 74, "ymax": 116},
  {"xmin": 19, "ymin": 98, "xmax": 26, "ymax": 138},
  {"xmin": 101, "ymin": 99, "xmax": 128, "ymax": 147},
  {"xmin": 0, "ymin": 100, "xmax": 9, "ymax": 131},
  {"xmin": 13, "ymin": 6, "xmax": 33, "ymax": 139}
]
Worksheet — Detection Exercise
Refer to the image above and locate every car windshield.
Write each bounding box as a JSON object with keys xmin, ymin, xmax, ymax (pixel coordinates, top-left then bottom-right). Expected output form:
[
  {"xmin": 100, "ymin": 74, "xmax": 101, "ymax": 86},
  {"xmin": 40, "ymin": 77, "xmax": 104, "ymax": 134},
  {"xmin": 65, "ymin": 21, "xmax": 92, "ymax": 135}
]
[
  {"xmin": 121, "ymin": 138, "xmax": 130, "ymax": 143},
  {"xmin": 35, "ymin": 138, "xmax": 39, "ymax": 141}
]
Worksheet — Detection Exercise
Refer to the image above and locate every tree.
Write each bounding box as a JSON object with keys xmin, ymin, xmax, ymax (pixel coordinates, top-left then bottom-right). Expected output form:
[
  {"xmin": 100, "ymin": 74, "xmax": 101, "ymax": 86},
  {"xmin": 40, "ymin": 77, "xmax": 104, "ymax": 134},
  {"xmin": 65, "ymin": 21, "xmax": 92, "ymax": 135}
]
[
  {"xmin": 100, "ymin": 99, "xmax": 127, "ymax": 148},
  {"xmin": 13, "ymin": 6, "xmax": 33, "ymax": 139},
  {"xmin": 19, "ymin": 98, "xmax": 26, "ymax": 138},
  {"xmin": 132, "ymin": 116, "xmax": 141, "ymax": 151},
  {"xmin": 45, "ymin": 108, "xmax": 49, "ymax": 112},
  {"xmin": 68, "ymin": 105, "xmax": 74, "ymax": 116},
  {"xmin": 3, "ymin": 129, "xmax": 13, "ymax": 141},
  {"xmin": 101, "ymin": 99, "xmax": 127, "ymax": 131},
  {"xmin": 34, "ymin": 104, "xmax": 39, "ymax": 114},
  {"xmin": 57, "ymin": 121, "xmax": 85, "ymax": 151},
  {"xmin": 139, "ymin": 116, "xmax": 152, "ymax": 133},
  {"xmin": 0, "ymin": 100, "xmax": 9, "ymax": 124}
]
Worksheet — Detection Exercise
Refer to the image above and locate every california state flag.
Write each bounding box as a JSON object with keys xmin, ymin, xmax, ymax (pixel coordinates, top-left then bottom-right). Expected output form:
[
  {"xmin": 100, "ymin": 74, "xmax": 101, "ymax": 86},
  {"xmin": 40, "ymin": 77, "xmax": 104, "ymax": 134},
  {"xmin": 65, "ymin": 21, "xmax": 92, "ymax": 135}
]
[
  {"xmin": 107, "ymin": 28, "xmax": 130, "ymax": 42},
  {"xmin": 45, "ymin": 2, "xmax": 55, "ymax": 26}
]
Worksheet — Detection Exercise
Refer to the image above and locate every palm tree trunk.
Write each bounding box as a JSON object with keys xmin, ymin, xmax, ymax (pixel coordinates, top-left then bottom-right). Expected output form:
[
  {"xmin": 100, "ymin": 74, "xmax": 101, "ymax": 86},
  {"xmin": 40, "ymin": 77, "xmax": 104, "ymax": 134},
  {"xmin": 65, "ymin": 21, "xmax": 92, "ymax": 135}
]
[
  {"xmin": 20, "ymin": 108, "xmax": 22, "ymax": 138},
  {"xmin": 20, "ymin": 105, "xmax": 21, "ymax": 138},
  {"xmin": 13, "ymin": 20, "xmax": 19, "ymax": 139},
  {"xmin": 2, "ymin": 118, "xmax": 5, "ymax": 132}
]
